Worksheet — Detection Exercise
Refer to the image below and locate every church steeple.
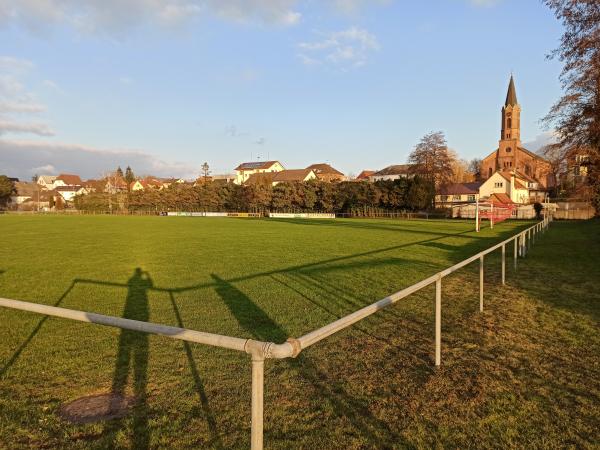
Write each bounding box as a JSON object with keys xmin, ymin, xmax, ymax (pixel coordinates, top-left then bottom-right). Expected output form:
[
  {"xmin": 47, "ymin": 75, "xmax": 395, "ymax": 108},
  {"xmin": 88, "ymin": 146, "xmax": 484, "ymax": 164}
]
[
  {"xmin": 505, "ymin": 75, "xmax": 518, "ymax": 106},
  {"xmin": 500, "ymin": 75, "xmax": 521, "ymax": 143}
]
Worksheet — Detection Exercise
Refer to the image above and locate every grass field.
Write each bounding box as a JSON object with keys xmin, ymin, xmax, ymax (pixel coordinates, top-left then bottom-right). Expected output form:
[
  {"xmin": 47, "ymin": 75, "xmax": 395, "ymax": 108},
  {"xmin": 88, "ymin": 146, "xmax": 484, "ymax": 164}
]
[{"xmin": 0, "ymin": 215, "xmax": 598, "ymax": 449}]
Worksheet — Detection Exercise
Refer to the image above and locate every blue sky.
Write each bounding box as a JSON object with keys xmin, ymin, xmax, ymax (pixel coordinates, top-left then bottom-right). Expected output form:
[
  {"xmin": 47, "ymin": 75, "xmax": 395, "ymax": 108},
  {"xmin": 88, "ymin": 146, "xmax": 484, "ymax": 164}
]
[{"xmin": 0, "ymin": 0, "xmax": 563, "ymax": 179}]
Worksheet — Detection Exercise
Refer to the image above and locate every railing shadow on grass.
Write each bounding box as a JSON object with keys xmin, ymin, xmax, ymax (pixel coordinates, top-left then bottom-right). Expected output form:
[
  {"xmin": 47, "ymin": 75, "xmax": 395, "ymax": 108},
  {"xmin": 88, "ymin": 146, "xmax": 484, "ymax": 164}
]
[
  {"xmin": 209, "ymin": 274, "xmax": 410, "ymax": 448},
  {"xmin": 0, "ymin": 281, "xmax": 76, "ymax": 377},
  {"xmin": 0, "ymin": 221, "xmax": 522, "ymax": 380}
]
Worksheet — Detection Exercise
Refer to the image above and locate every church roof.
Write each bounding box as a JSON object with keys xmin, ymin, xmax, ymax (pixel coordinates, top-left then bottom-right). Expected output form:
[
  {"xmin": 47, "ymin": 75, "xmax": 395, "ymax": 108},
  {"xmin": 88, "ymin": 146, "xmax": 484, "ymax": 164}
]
[{"xmin": 505, "ymin": 75, "xmax": 518, "ymax": 106}]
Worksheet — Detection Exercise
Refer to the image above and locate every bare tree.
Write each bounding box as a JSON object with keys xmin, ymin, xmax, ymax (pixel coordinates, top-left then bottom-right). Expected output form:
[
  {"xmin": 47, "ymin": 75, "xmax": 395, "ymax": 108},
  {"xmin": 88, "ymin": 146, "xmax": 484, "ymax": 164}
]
[
  {"xmin": 467, "ymin": 158, "xmax": 483, "ymax": 181},
  {"xmin": 408, "ymin": 131, "xmax": 456, "ymax": 189},
  {"xmin": 543, "ymin": 0, "xmax": 600, "ymax": 209}
]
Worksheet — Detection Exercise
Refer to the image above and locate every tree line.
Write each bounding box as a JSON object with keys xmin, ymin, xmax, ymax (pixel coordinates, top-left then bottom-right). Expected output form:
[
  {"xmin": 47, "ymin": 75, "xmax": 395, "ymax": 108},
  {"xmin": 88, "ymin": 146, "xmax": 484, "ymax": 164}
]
[{"xmin": 73, "ymin": 176, "xmax": 435, "ymax": 214}]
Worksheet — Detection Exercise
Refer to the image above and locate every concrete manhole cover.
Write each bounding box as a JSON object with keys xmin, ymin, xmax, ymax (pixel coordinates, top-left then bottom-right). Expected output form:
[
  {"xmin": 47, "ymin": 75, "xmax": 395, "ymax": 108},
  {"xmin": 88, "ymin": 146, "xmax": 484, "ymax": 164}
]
[{"xmin": 59, "ymin": 393, "xmax": 136, "ymax": 424}]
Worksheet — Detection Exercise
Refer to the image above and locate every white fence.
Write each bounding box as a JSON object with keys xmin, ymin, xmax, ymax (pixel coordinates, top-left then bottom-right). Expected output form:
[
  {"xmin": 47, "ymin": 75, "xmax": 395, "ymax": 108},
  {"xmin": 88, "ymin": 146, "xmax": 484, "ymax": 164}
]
[{"xmin": 0, "ymin": 217, "xmax": 551, "ymax": 449}]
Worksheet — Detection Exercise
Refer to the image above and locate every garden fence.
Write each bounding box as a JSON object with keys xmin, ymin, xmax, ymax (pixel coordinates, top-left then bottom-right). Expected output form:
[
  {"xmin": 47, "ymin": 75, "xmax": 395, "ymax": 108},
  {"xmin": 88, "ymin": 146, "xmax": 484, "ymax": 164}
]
[{"xmin": 0, "ymin": 216, "xmax": 552, "ymax": 449}]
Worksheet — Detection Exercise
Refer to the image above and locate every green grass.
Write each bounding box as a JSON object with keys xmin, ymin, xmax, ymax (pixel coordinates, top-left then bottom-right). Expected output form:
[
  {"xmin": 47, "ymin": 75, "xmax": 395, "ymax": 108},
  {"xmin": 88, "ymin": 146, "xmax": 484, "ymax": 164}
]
[{"xmin": 0, "ymin": 215, "xmax": 598, "ymax": 449}]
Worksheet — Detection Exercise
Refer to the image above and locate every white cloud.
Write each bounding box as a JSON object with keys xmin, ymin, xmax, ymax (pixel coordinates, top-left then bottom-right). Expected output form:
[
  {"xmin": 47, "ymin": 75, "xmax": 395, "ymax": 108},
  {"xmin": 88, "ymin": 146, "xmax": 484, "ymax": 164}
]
[
  {"xmin": 523, "ymin": 131, "xmax": 559, "ymax": 153},
  {"xmin": 0, "ymin": 120, "xmax": 55, "ymax": 136},
  {"xmin": 330, "ymin": 0, "xmax": 391, "ymax": 14},
  {"xmin": 0, "ymin": 0, "xmax": 303, "ymax": 34},
  {"xmin": 0, "ymin": 56, "xmax": 54, "ymax": 137},
  {"xmin": 298, "ymin": 27, "xmax": 380, "ymax": 69},
  {"xmin": 468, "ymin": 0, "xmax": 500, "ymax": 6},
  {"xmin": 0, "ymin": 139, "xmax": 199, "ymax": 179}
]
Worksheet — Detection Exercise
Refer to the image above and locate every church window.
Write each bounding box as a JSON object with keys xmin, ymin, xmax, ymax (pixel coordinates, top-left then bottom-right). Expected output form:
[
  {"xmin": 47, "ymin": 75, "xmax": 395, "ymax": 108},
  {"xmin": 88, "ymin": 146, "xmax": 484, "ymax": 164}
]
[
  {"xmin": 506, "ymin": 147, "xmax": 511, "ymax": 153},
  {"xmin": 525, "ymin": 165, "xmax": 531, "ymax": 175},
  {"xmin": 507, "ymin": 118, "xmax": 512, "ymax": 128},
  {"xmin": 488, "ymin": 167, "xmax": 493, "ymax": 178}
]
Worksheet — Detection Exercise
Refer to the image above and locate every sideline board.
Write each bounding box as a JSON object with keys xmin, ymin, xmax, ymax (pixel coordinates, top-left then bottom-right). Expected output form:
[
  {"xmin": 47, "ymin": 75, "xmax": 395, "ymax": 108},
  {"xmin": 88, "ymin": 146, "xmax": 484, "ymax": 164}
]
[
  {"xmin": 268, "ymin": 213, "xmax": 335, "ymax": 219},
  {"xmin": 165, "ymin": 212, "xmax": 261, "ymax": 217}
]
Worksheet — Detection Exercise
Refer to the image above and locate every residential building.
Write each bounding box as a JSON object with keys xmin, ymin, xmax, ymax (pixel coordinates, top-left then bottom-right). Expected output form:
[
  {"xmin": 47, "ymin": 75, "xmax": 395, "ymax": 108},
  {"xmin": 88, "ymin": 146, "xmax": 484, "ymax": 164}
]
[
  {"xmin": 478, "ymin": 171, "xmax": 540, "ymax": 204},
  {"xmin": 480, "ymin": 76, "xmax": 554, "ymax": 190},
  {"xmin": 245, "ymin": 169, "xmax": 317, "ymax": 186},
  {"xmin": 55, "ymin": 185, "xmax": 86, "ymax": 202},
  {"xmin": 234, "ymin": 161, "xmax": 284, "ymax": 185},
  {"xmin": 53, "ymin": 173, "xmax": 83, "ymax": 188},
  {"xmin": 369, "ymin": 164, "xmax": 412, "ymax": 182},
  {"xmin": 306, "ymin": 163, "xmax": 345, "ymax": 182},
  {"xmin": 37, "ymin": 175, "xmax": 57, "ymax": 190},
  {"xmin": 11, "ymin": 182, "xmax": 40, "ymax": 205},
  {"xmin": 435, "ymin": 182, "xmax": 482, "ymax": 207},
  {"xmin": 130, "ymin": 178, "xmax": 163, "ymax": 191},
  {"xmin": 355, "ymin": 170, "xmax": 375, "ymax": 181}
]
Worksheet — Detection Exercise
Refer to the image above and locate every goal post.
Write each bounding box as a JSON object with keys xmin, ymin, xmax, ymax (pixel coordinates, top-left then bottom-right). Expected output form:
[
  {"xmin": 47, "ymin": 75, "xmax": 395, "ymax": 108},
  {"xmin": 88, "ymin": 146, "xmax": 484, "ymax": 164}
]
[{"xmin": 476, "ymin": 200, "xmax": 514, "ymax": 232}]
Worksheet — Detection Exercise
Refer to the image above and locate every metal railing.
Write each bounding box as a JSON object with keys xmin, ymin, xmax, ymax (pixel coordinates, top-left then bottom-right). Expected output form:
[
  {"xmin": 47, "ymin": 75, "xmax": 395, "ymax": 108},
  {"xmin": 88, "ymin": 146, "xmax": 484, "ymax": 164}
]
[{"xmin": 0, "ymin": 216, "xmax": 552, "ymax": 449}]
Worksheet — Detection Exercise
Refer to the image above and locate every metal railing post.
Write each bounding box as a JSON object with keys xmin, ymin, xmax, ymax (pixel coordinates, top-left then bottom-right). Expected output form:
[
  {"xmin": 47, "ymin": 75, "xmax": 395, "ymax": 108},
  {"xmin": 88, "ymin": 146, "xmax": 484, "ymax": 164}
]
[
  {"xmin": 514, "ymin": 237, "xmax": 518, "ymax": 269},
  {"xmin": 479, "ymin": 255, "xmax": 484, "ymax": 312},
  {"xmin": 251, "ymin": 356, "xmax": 265, "ymax": 450},
  {"xmin": 435, "ymin": 276, "xmax": 441, "ymax": 366},
  {"xmin": 501, "ymin": 243, "xmax": 505, "ymax": 285}
]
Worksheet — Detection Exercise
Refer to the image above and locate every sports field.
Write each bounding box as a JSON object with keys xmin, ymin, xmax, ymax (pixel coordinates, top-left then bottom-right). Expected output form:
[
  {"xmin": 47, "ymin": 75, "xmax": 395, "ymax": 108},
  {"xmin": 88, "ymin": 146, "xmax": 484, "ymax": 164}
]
[{"xmin": 0, "ymin": 215, "xmax": 598, "ymax": 449}]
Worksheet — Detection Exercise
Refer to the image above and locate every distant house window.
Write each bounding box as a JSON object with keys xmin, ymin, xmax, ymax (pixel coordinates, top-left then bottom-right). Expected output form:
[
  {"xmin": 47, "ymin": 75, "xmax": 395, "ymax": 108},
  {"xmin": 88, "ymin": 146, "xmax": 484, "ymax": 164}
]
[
  {"xmin": 468, "ymin": 194, "xmax": 476, "ymax": 202},
  {"xmin": 441, "ymin": 195, "xmax": 448, "ymax": 202},
  {"xmin": 494, "ymin": 182, "xmax": 503, "ymax": 188},
  {"xmin": 453, "ymin": 195, "xmax": 461, "ymax": 201}
]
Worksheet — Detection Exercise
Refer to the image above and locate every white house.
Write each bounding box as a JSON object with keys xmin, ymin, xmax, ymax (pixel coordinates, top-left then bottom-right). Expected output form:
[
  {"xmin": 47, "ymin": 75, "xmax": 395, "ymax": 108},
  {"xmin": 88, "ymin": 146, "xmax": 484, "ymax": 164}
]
[
  {"xmin": 37, "ymin": 175, "xmax": 57, "ymax": 190},
  {"xmin": 234, "ymin": 161, "xmax": 284, "ymax": 185},
  {"xmin": 479, "ymin": 171, "xmax": 530, "ymax": 204},
  {"xmin": 53, "ymin": 174, "xmax": 83, "ymax": 189}
]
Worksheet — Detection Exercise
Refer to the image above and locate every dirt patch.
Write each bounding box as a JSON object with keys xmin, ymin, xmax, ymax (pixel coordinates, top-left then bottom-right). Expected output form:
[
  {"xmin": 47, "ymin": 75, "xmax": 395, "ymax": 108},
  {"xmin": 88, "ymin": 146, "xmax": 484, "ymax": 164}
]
[{"xmin": 58, "ymin": 393, "xmax": 136, "ymax": 424}]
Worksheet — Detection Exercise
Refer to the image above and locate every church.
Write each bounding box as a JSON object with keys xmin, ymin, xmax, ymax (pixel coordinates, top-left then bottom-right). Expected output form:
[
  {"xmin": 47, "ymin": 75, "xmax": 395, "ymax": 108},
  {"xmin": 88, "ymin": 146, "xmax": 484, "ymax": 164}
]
[{"xmin": 480, "ymin": 76, "xmax": 554, "ymax": 200}]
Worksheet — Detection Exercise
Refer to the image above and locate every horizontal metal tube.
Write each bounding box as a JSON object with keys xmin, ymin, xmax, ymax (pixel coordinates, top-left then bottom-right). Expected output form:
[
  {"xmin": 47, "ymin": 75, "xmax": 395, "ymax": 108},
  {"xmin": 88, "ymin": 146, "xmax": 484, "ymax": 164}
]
[
  {"xmin": 0, "ymin": 298, "xmax": 249, "ymax": 352},
  {"xmin": 298, "ymin": 220, "xmax": 545, "ymax": 350}
]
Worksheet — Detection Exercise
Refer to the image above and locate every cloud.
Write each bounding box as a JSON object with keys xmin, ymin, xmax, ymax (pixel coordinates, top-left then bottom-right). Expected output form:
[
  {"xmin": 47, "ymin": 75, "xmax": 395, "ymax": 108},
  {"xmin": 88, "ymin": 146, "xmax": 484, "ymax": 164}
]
[
  {"xmin": 0, "ymin": 120, "xmax": 55, "ymax": 136},
  {"xmin": 329, "ymin": 0, "xmax": 391, "ymax": 14},
  {"xmin": 0, "ymin": 0, "xmax": 303, "ymax": 34},
  {"xmin": 523, "ymin": 131, "xmax": 559, "ymax": 153},
  {"xmin": 0, "ymin": 55, "xmax": 54, "ymax": 137},
  {"xmin": 298, "ymin": 27, "xmax": 380, "ymax": 69},
  {"xmin": 468, "ymin": 0, "xmax": 501, "ymax": 6},
  {"xmin": 0, "ymin": 139, "xmax": 199, "ymax": 179}
]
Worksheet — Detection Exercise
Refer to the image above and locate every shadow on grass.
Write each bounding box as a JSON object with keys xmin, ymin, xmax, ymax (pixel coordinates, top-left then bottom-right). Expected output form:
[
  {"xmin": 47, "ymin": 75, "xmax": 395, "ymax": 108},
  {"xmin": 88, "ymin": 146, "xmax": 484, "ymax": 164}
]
[
  {"xmin": 210, "ymin": 274, "xmax": 407, "ymax": 447},
  {"xmin": 101, "ymin": 268, "xmax": 152, "ymax": 449},
  {"xmin": 0, "ymin": 281, "xmax": 76, "ymax": 377}
]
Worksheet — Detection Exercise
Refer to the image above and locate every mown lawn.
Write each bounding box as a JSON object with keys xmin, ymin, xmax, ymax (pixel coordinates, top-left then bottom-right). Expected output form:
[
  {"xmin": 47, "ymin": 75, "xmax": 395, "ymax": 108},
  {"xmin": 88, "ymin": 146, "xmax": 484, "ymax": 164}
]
[{"xmin": 0, "ymin": 215, "xmax": 598, "ymax": 449}]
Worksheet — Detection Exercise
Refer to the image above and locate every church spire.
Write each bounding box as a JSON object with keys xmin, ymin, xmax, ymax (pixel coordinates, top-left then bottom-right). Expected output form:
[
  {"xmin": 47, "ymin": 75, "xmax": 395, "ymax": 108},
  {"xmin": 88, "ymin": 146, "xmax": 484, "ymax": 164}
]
[{"xmin": 505, "ymin": 75, "xmax": 518, "ymax": 106}]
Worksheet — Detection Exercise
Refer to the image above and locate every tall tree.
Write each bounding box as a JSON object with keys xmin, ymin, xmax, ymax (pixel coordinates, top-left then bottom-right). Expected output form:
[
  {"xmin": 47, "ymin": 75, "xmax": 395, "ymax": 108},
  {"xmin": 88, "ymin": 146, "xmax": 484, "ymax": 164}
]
[
  {"xmin": 125, "ymin": 166, "xmax": 135, "ymax": 189},
  {"xmin": 201, "ymin": 162, "xmax": 210, "ymax": 182},
  {"xmin": 543, "ymin": 0, "xmax": 600, "ymax": 209},
  {"xmin": 116, "ymin": 166, "xmax": 124, "ymax": 178},
  {"xmin": 408, "ymin": 131, "xmax": 456, "ymax": 205},
  {"xmin": 0, "ymin": 175, "xmax": 16, "ymax": 209}
]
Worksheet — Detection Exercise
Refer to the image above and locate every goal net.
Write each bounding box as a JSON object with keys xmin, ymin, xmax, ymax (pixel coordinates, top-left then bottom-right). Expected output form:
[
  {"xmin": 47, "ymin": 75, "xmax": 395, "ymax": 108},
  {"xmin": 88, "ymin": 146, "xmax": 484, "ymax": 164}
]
[{"xmin": 476, "ymin": 201, "xmax": 515, "ymax": 231}]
